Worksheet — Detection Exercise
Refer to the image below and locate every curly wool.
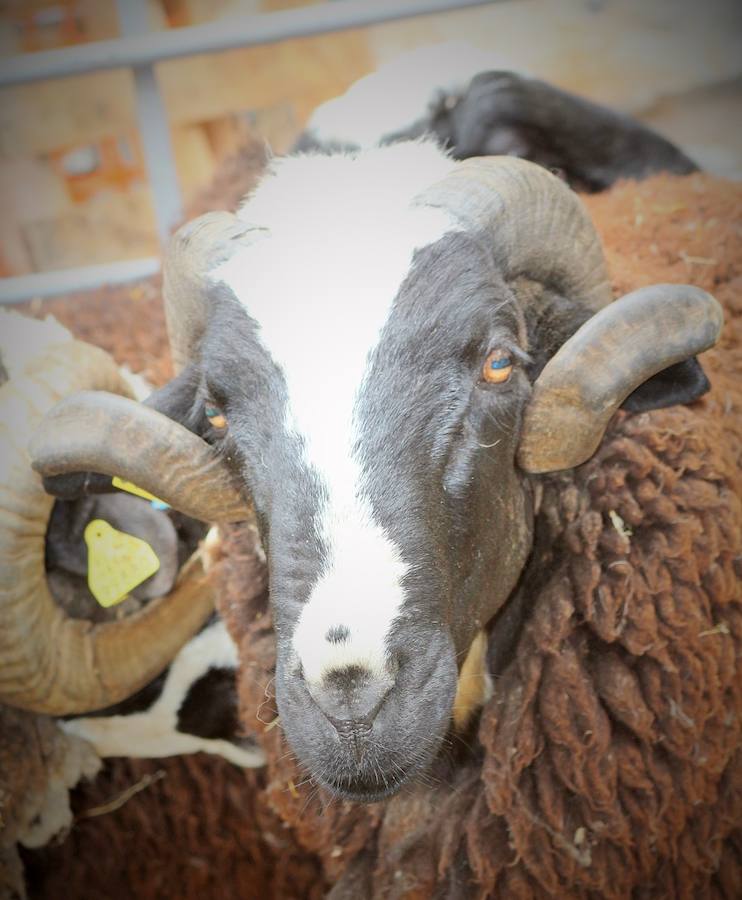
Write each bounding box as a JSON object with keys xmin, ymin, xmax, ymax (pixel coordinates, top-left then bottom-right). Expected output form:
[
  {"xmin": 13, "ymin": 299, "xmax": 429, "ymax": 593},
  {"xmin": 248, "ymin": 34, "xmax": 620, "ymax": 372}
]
[
  {"xmin": 22, "ymin": 754, "xmax": 326, "ymax": 900},
  {"xmin": 223, "ymin": 171, "xmax": 742, "ymax": 899},
  {"xmin": 224, "ymin": 400, "xmax": 741, "ymax": 899}
]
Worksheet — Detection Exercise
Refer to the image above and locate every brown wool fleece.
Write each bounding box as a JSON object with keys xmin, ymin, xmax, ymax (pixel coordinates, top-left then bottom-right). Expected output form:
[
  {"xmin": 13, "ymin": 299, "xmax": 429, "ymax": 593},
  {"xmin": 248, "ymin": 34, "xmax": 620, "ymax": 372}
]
[
  {"xmin": 22, "ymin": 755, "xmax": 326, "ymax": 900},
  {"xmin": 225, "ymin": 170, "xmax": 742, "ymax": 900},
  {"xmin": 21, "ymin": 163, "xmax": 742, "ymax": 899}
]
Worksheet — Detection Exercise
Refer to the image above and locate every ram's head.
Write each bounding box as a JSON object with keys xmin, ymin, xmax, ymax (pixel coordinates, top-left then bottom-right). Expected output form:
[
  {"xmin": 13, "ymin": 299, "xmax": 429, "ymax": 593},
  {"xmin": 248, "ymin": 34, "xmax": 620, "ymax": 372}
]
[{"xmin": 29, "ymin": 143, "xmax": 722, "ymax": 801}]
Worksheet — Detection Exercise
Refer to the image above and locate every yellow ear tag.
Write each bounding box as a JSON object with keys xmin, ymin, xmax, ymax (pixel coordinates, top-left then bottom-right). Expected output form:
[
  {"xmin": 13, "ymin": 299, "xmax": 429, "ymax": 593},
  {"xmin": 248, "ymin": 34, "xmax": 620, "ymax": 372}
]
[
  {"xmin": 84, "ymin": 519, "xmax": 161, "ymax": 608},
  {"xmin": 112, "ymin": 476, "xmax": 167, "ymax": 507}
]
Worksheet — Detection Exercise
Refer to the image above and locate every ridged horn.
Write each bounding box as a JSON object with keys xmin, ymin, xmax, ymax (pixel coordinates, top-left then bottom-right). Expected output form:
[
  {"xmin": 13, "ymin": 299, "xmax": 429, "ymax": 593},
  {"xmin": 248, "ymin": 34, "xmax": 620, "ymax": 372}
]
[
  {"xmin": 518, "ymin": 284, "xmax": 724, "ymax": 473},
  {"xmin": 29, "ymin": 391, "xmax": 250, "ymax": 523},
  {"xmin": 417, "ymin": 155, "xmax": 613, "ymax": 313},
  {"xmin": 0, "ymin": 334, "xmax": 217, "ymax": 714},
  {"xmin": 29, "ymin": 210, "xmax": 260, "ymax": 524}
]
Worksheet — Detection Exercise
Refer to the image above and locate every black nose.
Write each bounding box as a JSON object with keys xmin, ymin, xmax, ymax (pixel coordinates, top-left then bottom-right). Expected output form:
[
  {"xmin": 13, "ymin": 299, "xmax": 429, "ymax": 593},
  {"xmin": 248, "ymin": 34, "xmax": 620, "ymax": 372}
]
[{"xmin": 307, "ymin": 665, "xmax": 392, "ymax": 731}]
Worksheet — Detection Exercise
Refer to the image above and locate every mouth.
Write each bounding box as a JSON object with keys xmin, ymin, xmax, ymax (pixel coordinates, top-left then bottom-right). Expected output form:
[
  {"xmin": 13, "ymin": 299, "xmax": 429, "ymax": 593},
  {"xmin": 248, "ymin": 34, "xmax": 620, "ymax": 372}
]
[
  {"xmin": 276, "ymin": 628, "xmax": 459, "ymax": 803},
  {"xmin": 319, "ymin": 768, "xmax": 411, "ymax": 803},
  {"xmin": 313, "ymin": 725, "xmax": 449, "ymax": 803}
]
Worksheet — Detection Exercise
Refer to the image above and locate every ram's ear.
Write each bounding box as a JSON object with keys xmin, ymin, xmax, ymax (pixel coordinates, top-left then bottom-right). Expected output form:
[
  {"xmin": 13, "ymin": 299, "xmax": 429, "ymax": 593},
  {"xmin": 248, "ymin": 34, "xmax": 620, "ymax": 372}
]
[
  {"xmin": 524, "ymin": 290, "xmax": 712, "ymax": 413},
  {"xmin": 621, "ymin": 356, "xmax": 710, "ymax": 412},
  {"xmin": 522, "ymin": 289, "xmax": 593, "ymax": 381},
  {"xmin": 517, "ymin": 285, "xmax": 723, "ymax": 474}
]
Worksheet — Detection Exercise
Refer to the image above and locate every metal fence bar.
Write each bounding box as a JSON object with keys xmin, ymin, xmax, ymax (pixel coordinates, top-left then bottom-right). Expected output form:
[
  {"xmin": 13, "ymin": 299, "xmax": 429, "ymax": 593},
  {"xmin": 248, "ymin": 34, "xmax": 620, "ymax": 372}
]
[
  {"xmin": 115, "ymin": 0, "xmax": 183, "ymax": 243},
  {"xmin": 0, "ymin": 258, "xmax": 161, "ymax": 305},
  {"xmin": 0, "ymin": 0, "xmax": 497, "ymax": 87}
]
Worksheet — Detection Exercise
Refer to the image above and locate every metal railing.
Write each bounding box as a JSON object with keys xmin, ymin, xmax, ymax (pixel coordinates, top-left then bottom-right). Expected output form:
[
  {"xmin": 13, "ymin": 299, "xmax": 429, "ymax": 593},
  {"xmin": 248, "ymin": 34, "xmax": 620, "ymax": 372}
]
[{"xmin": 0, "ymin": 0, "xmax": 497, "ymax": 304}]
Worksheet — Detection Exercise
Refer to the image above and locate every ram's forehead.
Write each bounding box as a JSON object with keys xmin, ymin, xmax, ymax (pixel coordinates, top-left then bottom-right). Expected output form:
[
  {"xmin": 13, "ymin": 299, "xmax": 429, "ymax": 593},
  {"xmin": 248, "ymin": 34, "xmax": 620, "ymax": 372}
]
[
  {"xmin": 234, "ymin": 138, "xmax": 455, "ymax": 230},
  {"xmin": 215, "ymin": 141, "xmax": 459, "ymax": 467}
]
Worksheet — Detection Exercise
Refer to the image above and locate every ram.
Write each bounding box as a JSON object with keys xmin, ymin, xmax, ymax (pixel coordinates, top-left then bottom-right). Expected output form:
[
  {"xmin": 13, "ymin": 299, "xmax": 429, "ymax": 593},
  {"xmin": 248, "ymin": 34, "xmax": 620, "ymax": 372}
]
[{"xmin": 30, "ymin": 137, "xmax": 724, "ymax": 806}]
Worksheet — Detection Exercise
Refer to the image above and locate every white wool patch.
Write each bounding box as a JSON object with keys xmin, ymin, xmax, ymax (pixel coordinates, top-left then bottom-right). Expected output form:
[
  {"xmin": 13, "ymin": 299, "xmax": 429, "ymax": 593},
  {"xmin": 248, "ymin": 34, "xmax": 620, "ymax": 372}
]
[
  {"xmin": 120, "ymin": 364, "xmax": 153, "ymax": 401},
  {"xmin": 18, "ymin": 732, "xmax": 101, "ymax": 850},
  {"xmin": 0, "ymin": 309, "xmax": 72, "ymax": 380},
  {"xmin": 61, "ymin": 620, "xmax": 265, "ymax": 768},
  {"xmin": 0, "ymin": 308, "xmax": 153, "ymax": 398},
  {"xmin": 217, "ymin": 142, "xmax": 457, "ymax": 683},
  {"xmin": 306, "ymin": 41, "xmax": 520, "ymax": 148}
]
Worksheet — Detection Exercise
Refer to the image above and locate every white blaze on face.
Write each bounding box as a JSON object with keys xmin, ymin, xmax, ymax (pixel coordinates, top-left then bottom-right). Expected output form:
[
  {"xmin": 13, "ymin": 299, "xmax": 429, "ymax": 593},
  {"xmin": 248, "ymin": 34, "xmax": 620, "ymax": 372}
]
[
  {"xmin": 292, "ymin": 513, "xmax": 409, "ymax": 682},
  {"xmin": 217, "ymin": 141, "xmax": 457, "ymax": 684}
]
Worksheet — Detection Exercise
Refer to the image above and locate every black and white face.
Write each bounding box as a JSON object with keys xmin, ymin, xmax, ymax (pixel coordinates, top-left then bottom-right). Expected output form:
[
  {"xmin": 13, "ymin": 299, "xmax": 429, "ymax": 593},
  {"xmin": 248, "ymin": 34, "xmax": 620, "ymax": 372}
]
[{"xmin": 171, "ymin": 145, "xmax": 537, "ymax": 801}]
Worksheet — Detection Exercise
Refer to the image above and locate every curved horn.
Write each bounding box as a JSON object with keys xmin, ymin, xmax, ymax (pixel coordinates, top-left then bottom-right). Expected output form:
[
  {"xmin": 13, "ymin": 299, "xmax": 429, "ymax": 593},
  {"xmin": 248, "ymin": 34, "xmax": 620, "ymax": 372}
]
[
  {"xmin": 517, "ymin": 284, "xmax": 724, "ymax": 473},
  {"xmin": 28, "ymin": 212, "xmax": 261, "ymax": 524},
  {"xmin": 0, "ymin": 336, "xmax": 217, "ymax": 714},
  {"xmin": 29, "ymin": 391, "xmax": 250, "ymax": 523},
  {"xmin": 164, "ymin": 210, "xmax": 261, "ymax": 372},
  {"xmin": 417, "ymin": 155, "xmax": 612, "ymax": 313}
]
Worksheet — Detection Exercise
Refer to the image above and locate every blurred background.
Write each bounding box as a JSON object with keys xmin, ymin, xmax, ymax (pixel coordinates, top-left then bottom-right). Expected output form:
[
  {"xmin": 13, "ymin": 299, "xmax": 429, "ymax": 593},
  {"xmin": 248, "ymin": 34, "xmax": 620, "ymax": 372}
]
[{"xmin": 0, "ymin": 0, "xmax": 740, "ymax": 293}]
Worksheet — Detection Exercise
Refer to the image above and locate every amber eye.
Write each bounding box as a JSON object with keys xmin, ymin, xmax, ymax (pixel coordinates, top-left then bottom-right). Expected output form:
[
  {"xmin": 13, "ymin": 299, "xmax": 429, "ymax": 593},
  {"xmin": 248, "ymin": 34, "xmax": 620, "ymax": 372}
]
[
  {"xmin": 482, "ymin": 350, "xmax": 514, "ymax": 384},
  {"xmin": 205, "ymin": 404, "xmax": 228, "ymax": 430}
]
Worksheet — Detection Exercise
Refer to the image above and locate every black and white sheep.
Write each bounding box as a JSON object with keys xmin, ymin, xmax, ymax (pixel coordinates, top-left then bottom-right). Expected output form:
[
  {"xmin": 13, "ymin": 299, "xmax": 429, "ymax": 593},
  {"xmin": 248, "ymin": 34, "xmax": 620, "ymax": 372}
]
[
  {"xmin": 31, "ymin": 137, "xmax": 722, "ymax": 804},
  {"xmin": 62, "ymin": 613, "xmax": 264, "ymax": 768},
  {"xmin": 296, "ymin": 42, "xmax": 698, "ymax": 191}
]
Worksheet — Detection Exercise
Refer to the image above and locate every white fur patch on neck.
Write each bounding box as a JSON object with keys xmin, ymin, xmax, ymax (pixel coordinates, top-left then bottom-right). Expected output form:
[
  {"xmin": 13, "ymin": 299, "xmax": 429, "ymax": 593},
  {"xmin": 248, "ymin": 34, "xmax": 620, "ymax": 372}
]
[
  {"xmin": 217, "ymin": 142, "xmax": 457, "ymax": 684},
  {"xmin": 0, "ymin": 309, "xmax": 71, "ymax": 379}
]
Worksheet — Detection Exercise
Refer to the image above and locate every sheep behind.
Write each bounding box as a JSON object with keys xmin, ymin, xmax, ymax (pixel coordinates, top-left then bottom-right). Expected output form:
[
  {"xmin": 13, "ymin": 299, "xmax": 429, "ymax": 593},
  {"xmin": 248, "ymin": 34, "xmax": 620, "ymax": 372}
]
[{"xmin": 298, "ymin": 45, "xmax": 698, "ymax": 191}]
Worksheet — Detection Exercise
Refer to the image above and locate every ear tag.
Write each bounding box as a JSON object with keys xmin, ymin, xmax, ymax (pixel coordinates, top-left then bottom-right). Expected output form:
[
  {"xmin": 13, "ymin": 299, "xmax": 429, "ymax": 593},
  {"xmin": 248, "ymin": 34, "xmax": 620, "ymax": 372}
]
[
  {"xmin": 84, "ymin": 519, "xmax": 160, "ymax": 608},
  {"xmin": 112, "ymin": 476, "xmax": 169, "ymax": 509}
]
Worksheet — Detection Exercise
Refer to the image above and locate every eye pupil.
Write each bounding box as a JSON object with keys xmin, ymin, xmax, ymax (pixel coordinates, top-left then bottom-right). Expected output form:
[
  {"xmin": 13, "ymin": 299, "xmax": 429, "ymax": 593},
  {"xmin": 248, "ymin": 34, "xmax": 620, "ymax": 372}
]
[
  {"xmin": 482, "ymin": 350, "xmax": 514, "ymax": 384},
  {"xmin": 205, "ymin": 404, "xmax": 228, "ymax": 429}
]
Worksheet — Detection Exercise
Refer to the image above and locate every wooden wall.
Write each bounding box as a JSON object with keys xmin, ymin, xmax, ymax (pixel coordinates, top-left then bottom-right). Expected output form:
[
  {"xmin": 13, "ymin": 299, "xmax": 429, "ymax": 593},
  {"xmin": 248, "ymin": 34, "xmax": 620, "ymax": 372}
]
[{"xmin": 1, "ymin": 0, "xmax": 740, "ymax": 275}]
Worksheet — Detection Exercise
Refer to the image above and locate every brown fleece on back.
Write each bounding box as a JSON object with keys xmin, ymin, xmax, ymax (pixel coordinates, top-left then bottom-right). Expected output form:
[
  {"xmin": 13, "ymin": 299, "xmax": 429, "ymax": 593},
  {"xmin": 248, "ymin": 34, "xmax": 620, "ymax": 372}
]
[{"xmin": 224, "ymin": 172, "xmax": 742, "ymax": 899}]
